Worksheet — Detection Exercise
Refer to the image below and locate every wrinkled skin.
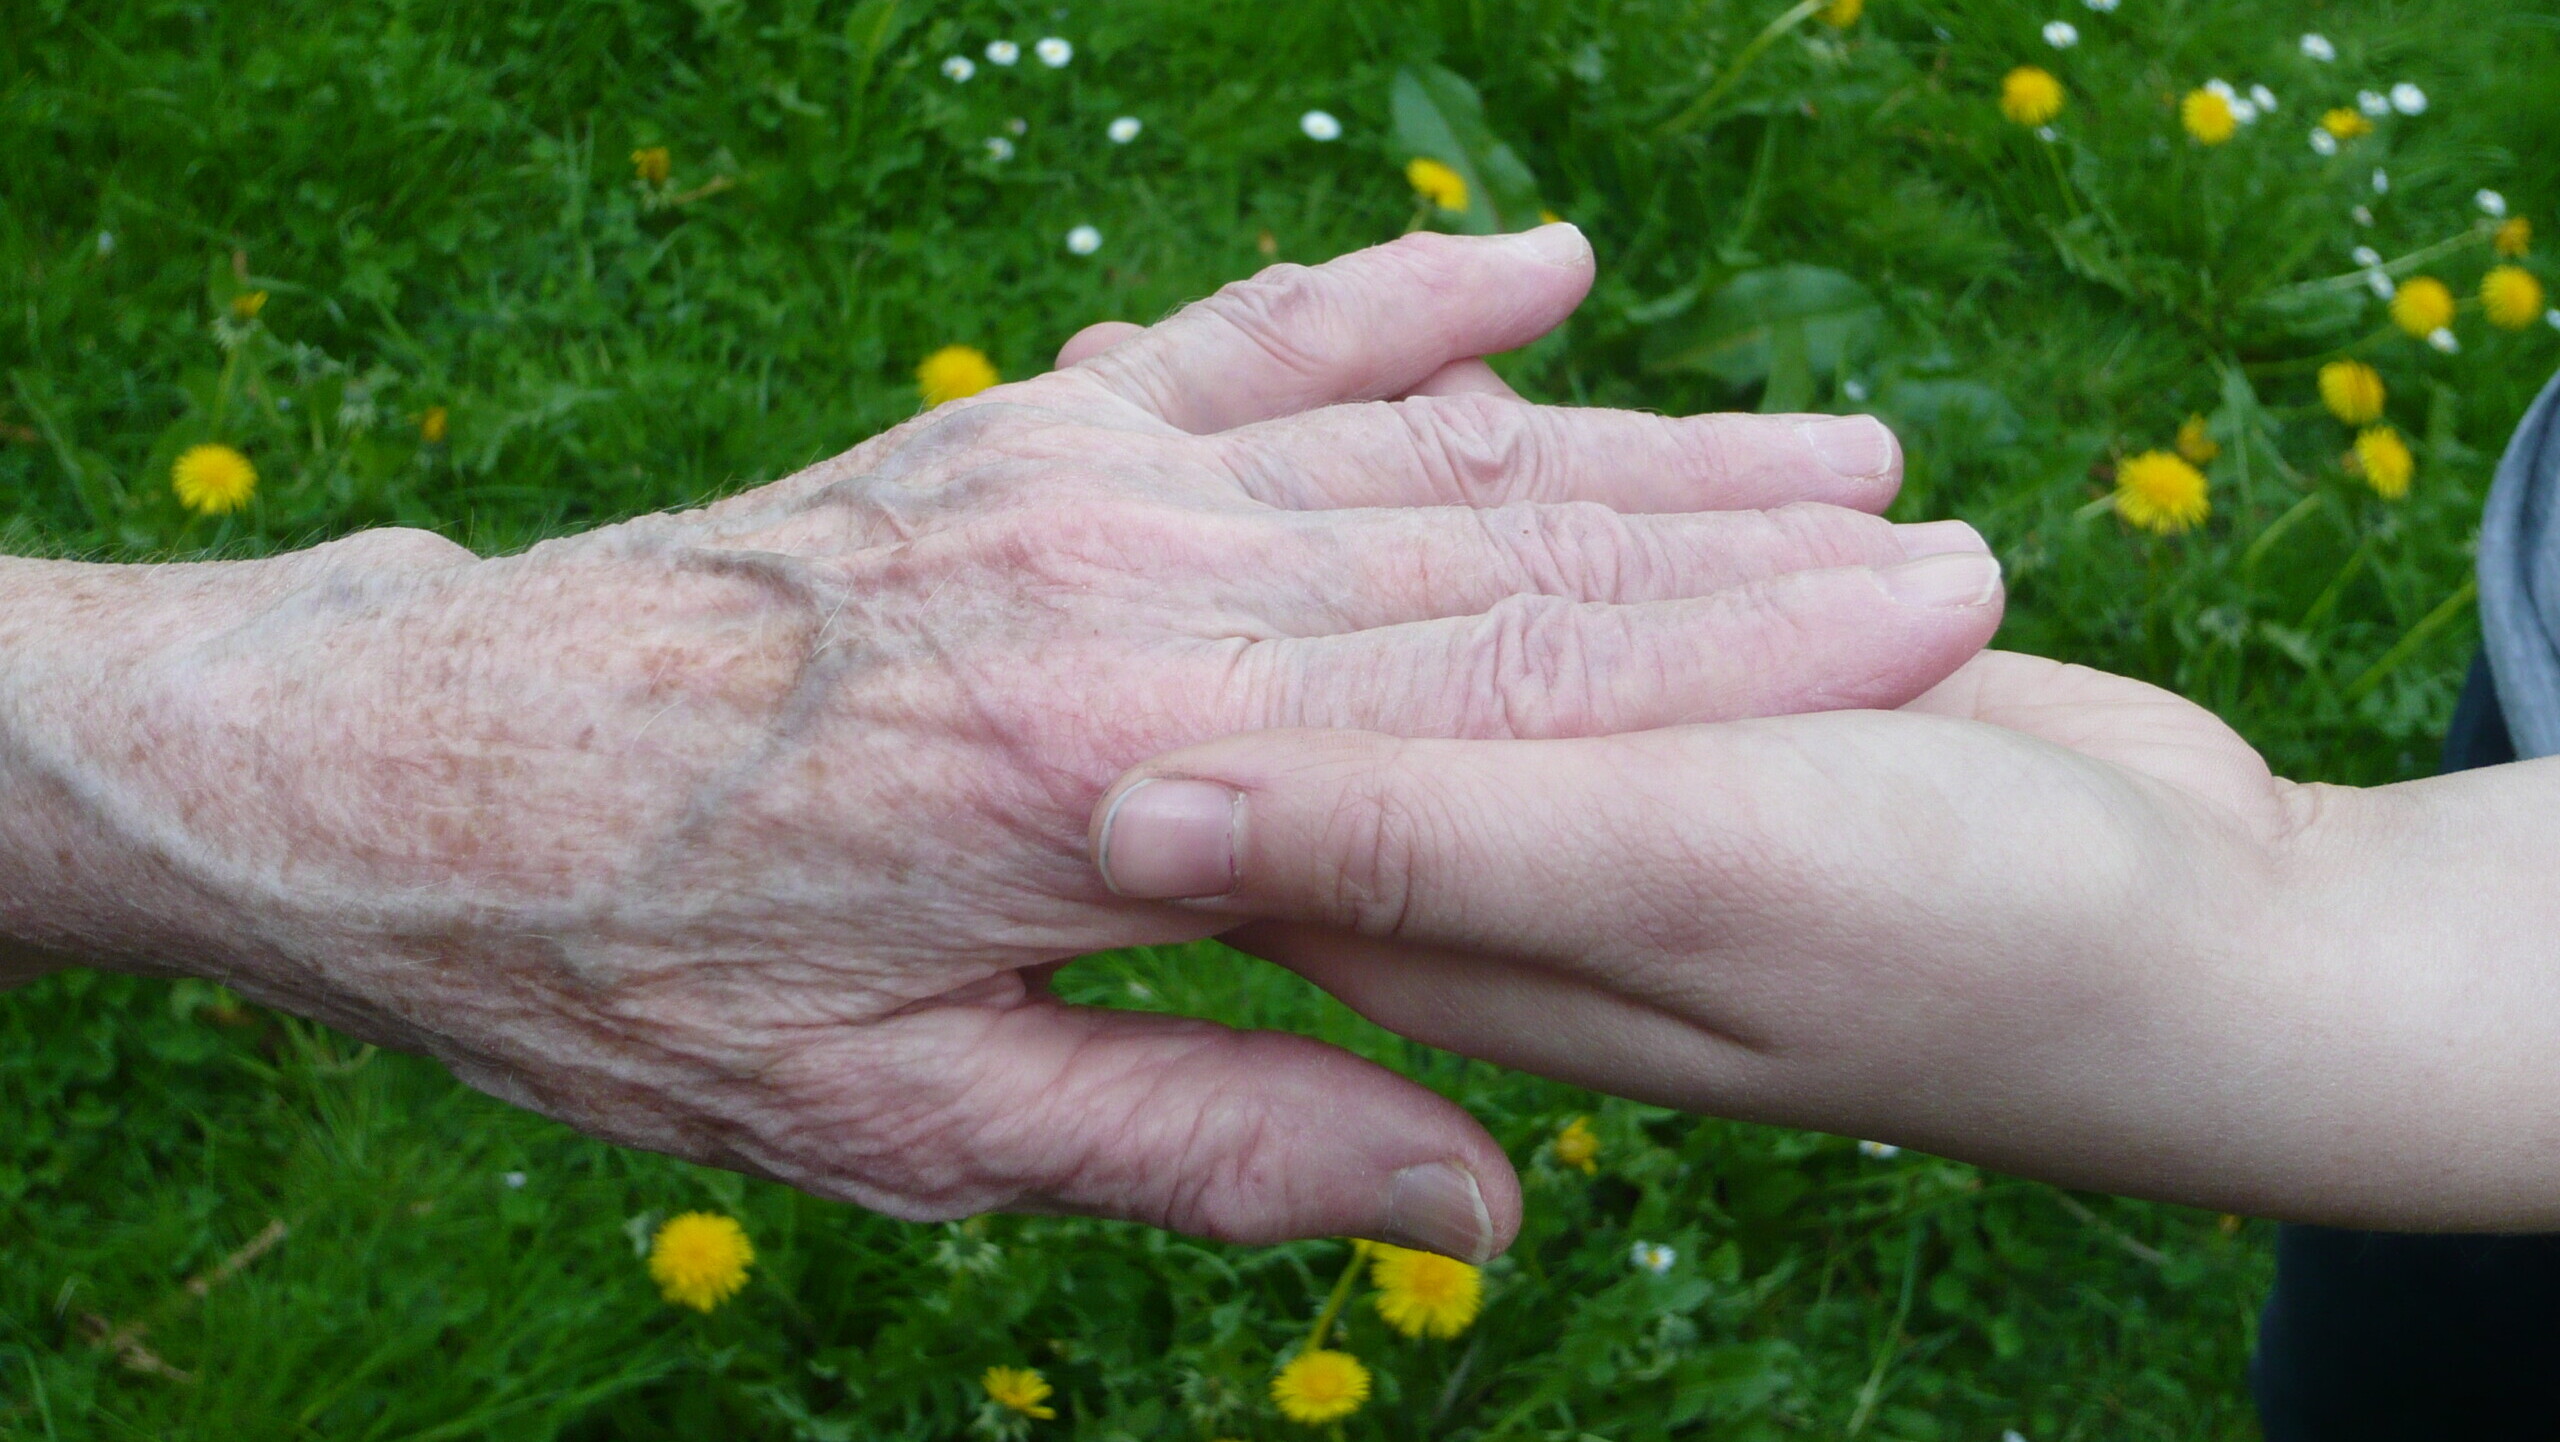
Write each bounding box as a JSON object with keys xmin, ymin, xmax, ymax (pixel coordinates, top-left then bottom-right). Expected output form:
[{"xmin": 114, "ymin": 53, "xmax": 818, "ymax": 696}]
[
  {"xmin": 0, "ymin": 229, "xmax": 2004, "ymax": 1256},
  {"xmin": 1101, "ymin": 650, "xmax": 2560, "ymax": 1231}
]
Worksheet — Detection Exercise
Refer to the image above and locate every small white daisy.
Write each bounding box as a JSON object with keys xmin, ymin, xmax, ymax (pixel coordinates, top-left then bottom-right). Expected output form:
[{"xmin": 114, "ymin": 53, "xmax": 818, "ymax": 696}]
[
  {"xmin": 1299, "ymin": 109, "xmax": 1342, "ymax": 142},
  {"xmin": 941, "ymin": 55, "xmax": 976, "ymax": 82},
  {"xmin": 1034, "ymin": 36, "xmax": 1072, "ymax": 67},
  {"xmin": 2478, "ymin": 189, "xmax": 2510, "ymax": 218},
  {"xmin": 2043, "ymin": 20, "xmax": 2079, "ymax": 48},
  {"xmin": 983, "ymin": 136, "xmax": 1014, "ymax": 161},
  {"xmin": 2357, "ymin": 90, "xmax": 2391, "ymax": 117},
  {"xmin": 2352, "ymin": 245, "xmax": 2383, "ymax": 267},
  {"xmin": 2205, "ymin": 78, "xmax": 2237, "ymax": 101},
  {"xmin": 1107, "ymin": 116, "xmax": 1142, "ymax": 144},
  {"xmin": 2250, "ymin": 84, "xmax": 2278, "ymax": 112},
  {"xmin": 2300, "ymin": 33, "xmax": 2336, "ymax": 62},
  {"xmin": 2310, "ymin": 128, "xmax": 2339, "ymax": 156},
  {"xmin": 502, "ymin": 1171, "xmax": 528, "ymax": 1189},
  {"xmin": 2366, "ymin": 269, "xmax": 2398, "ymax": 300},
  {"xmin": 1065, "ymin": 224, "xmax": 1102, "ymax": 255},
  {"xmin": 2390, "ymin": 82, "xmax": 2427, "ymax": 115},
  {"xmin": 2427, "ymin": 327, "xmax": 2461, "ymax": 354},
  {"xmin": 1629, "ymin": 1241, "xmax": 1677, "ymax": 1274},
  {"xmin": 1843, "ymin": 378, "xmax": 1871, "ymax": 402},
  {"xmin": 2229, "ymin": 98, "xmax": 2260, "ymax": 125},
  {"xmin": 2082, "ymin": 0, "xmax": 2116, "ymax": 11},
  {"xmin": 2036, "ymin": 124, "xmax": 2059, "ymax": 143},
  {"xmin": 1006, "ymin": 116, "xmax": 1028, "ymax": 136},
  {"xmin": 2372, "ymin": 167, "xmax": 2391, "ymax": 194},
  {"xmin": 1858, "ymin": 1140, "xmax": 1902, "ymax": 1160},
  {"xmin": 96, "ymin": 231, "xmax": 116, "ymax": 257},
  {"xmin": 985, "ymin": 39, "xmax": 1020, "ymax": 65},
  {"xmin": 2352, "ymin": 204, "xmax": 2376, "ymax": 227}
]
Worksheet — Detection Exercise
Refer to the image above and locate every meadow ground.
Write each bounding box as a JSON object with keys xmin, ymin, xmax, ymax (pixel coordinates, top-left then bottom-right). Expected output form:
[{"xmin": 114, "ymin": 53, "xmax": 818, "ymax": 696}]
[{"xmin": 5, "ymin": 0, "xmax": 2559, "ymax": 1437}]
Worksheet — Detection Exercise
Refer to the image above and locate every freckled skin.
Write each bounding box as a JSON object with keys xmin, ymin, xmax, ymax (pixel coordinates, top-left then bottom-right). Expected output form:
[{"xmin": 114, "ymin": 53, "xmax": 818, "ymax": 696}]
[{"xmin": 0, "ymin": 233, "xmax": 1997, "ymax": 1250}]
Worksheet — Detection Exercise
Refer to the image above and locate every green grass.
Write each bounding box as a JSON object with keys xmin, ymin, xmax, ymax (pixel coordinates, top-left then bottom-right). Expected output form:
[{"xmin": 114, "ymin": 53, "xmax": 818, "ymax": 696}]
[{"xmin": 6, "ymin": 0, "xmax": 2559, "ymax": 1436}]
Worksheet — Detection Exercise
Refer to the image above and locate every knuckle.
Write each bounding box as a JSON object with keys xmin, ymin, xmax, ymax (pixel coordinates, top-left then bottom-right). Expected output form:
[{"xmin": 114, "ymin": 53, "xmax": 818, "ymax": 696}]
[
  {"xmin": 1479, "ymin": 500, "xmax": 1643, "ymax": 600},
  {"xmin": 1401, "ymin": 392, "xmax": 1543, "ymax": 502},
  {"xmin": 1195, "ymin": 262, "xmax": 1335, "ymax": 381},
  {"xmin": 1463, "ymin": 592, "xmax": 1619, "ymax": 737},
  {"xmin": 1315, "ymin": 758, "xmax": 1434, "ymax": 938}
]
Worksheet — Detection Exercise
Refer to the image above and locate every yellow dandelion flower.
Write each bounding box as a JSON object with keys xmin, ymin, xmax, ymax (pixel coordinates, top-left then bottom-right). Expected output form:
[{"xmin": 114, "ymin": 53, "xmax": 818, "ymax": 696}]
[
  {"xmin": 632, "ymin": 146, "xmax": 671, "ymax": 185},
  {"xmin": 1370, "ymin": 1242, "xmax": 1485, "ymax": 1340},
  {"xmin": 1553, "ymin": 1115, "xmax": 1600, "ymax": 1174},
  {"xmin": 1406, "ymin": 157, "xmax": 1470, "ymax": 213},
  {"xmin": 1999, "ymin": 67, "xmax": 2065, "ymax": 127},
  {"xmin": 917, "ymin": 344, "xmax": 1001, "ymax": 408},
  {"xmin": 171, "ymin": 443, "xmax": 257, "ymax": 516},
  {"xmin": 2182, "ymin": 89, "xmax": 2237, "ymax": 145},
  {"xmin": 420, "ymin": 405, "xmax": 449, "ymax": 445},
  {"xmin": 2113, "ymin": 450, "xmax": 2211, "ymax": 536},
  {"xmin": 2482, "ymin": 266, "xmax": 2547, "ymax": 330},
  {"xmin": 646, "ymin": 1211, "xmax": 753, "ymax": 1312},
  {"xmin": 1819, "ymin": 0, "xmax": 1864, "ymax": 28},
  {"xmin": 2389, "ymin": 276, "xmax": 2456, "ymax": 338},
  {"xmin": 2352, "ymin": 425, "xmax": 2414, "ymax": 500},
  {"xmin": 2176, "ymin": 414, "xmax": 2221, "ymax": 466},
  {"xmin": 2317, "ymin": 359, "xmax": 2387, "ymax": 427},
  {"xmin": 2495, "ymin": 217, "xmax": 2533, "ymax": 259},
  {"xmin": 982, "ymin": 1365, "xmax": 1058, "ymax": 1421},
  {"xmin": 2321, "ymin": 108, "xmax": 2373, "ymax": 141},
  {"xmin": 1271, "ymin": 1349, "xmax": 1370, "ymax": 1426},
  {"xmin": 229, "ymin": 290, "xmax": 268, "ymax": 321}
]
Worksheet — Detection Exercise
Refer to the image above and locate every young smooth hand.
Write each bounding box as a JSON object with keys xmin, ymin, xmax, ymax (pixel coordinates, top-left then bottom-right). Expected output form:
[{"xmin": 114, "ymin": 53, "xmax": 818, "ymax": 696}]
[
  {"xmin": 0, "ymin": 228, "xmax": 2008, "ymax": 1260},
  {"xmin": 1096, "ymin": 649, "xmax": 2560, "ymax": 1231}
]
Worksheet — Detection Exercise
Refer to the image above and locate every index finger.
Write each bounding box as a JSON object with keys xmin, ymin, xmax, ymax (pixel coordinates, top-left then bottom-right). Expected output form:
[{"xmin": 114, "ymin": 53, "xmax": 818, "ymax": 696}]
[{"xmin": 1067, "ymin": 227, "xmax": 1595, "ymax": 432}]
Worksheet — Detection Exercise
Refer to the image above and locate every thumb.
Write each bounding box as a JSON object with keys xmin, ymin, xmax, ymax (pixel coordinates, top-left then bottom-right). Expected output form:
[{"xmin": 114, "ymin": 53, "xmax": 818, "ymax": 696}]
[
  {"xmin": 796, "ymin": 995, "xmax": 1521, "ymax": 1261},
  {"xmin": 1087, "ymin": 728, "xmax": 1659, "ymax": 960}
]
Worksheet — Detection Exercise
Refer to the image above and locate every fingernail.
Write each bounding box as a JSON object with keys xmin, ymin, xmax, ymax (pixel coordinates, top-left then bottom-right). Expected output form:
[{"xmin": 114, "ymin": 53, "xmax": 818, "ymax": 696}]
[
  {"xmin": 1378, "ymin": 1161, "xmax": 1494, "ymax": 1264},
  {"xmin": 1894, "ymin": 519, "xmax": 1989, "ymax": 559},
  {"xmin": 1799, "ymin": 415, "xmax": 1899, "ymax": 481},
  {"xmin": 1096, "ymin": 779, "xmax": 1241, "ymax": 900},
  {"xmin": 1507, "ymin": 221, "xmax": 1590, "ymax": 267},
  {"xmin": 1877, "ymin": 551, "xmax": 2002, "ymax": 608}
]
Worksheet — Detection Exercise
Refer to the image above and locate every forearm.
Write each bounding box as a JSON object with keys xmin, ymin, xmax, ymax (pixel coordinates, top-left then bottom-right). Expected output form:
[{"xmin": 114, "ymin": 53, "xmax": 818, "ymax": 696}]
[
  {"xmin": 2231, "ymin": 762, "xmax": 2560, "ymax": 1225},
  {"xmin": 0, "ymin": 556, "xmax": 261, "ymax": 982}
]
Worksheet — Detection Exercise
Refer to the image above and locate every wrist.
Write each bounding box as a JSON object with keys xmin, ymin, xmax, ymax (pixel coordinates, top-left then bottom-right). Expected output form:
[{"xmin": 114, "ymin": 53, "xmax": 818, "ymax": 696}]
[{"xmin": 0, "ymin": 555, "xmax": 276, "ymax": 977}]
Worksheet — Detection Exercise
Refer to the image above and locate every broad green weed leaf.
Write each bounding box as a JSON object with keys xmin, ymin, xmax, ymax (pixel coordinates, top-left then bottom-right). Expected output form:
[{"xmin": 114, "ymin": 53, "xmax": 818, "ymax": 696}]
[
  {"xmin": 1643, "ymin": 265, "xmax": 1881, "ymax": 397},
  {"xmin": 1389, "ymin": 64, "xmax": 1543, "ymax": 234}
]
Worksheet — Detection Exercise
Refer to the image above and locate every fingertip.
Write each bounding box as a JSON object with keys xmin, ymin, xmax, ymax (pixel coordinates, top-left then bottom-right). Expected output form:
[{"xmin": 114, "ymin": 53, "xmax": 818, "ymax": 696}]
[
  {"xmin": 1055, "ymin": 319, "xmax": 1144, "ymax": 370},
  {"xmin": 1404, "ymin": 357, "xmax": 1522, "ymax": 400}
]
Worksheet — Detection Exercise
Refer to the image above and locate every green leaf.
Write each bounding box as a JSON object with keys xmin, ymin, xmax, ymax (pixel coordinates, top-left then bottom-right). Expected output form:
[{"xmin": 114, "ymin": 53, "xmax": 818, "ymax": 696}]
[
  {"xmin": 1643, "ymin": 265, "xmax": 1881, "ymax": 397},
  {"xmin": 1389, "ymin": 65, "xmax": 1543, "ymax": 234},
  {"xmin": 1877, "ymin": 379, "xmax": 2025, "ymax": 448}
]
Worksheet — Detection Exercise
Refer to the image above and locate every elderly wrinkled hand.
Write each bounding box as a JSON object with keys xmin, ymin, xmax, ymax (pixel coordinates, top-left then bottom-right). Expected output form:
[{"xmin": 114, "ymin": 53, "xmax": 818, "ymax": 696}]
[{"xmin": 0, "ymin": 228, "xmax": 2004, "ymax": 1258}]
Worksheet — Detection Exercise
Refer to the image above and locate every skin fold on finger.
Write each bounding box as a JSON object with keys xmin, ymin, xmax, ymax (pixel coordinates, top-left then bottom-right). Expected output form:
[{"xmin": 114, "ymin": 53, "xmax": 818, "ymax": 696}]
[
  {"xmin": 1244, "ymin": 503, "xmax": 1987, "ymax": 635},
  {"xmin": 1217, "ymin": 392, "xmax": 1903, "ymax": 513},
  {"xmin": 771, "ymin": 997, "xmax": 1524, "ymax": 1260},
  {"xmin": 1066, "ymin": 227, "xmax": 1596, "ymax": 433},
  {"xmin": 1230, "ymin": 555, "xmax": 2004, "ymax": 739}
]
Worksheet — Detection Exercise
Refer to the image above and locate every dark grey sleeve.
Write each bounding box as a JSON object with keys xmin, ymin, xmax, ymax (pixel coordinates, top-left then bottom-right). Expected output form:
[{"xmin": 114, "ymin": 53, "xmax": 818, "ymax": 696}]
[{"xmin": 2474, "ymin": 369, "xmax": 2560, "ymax": 761}]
